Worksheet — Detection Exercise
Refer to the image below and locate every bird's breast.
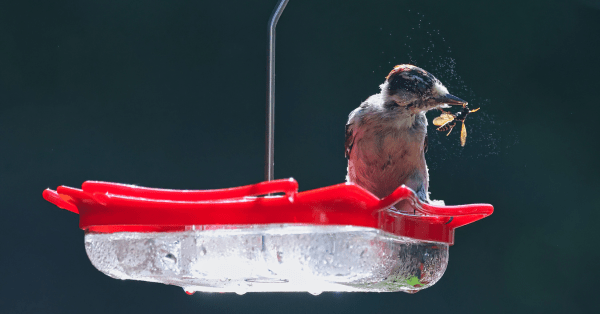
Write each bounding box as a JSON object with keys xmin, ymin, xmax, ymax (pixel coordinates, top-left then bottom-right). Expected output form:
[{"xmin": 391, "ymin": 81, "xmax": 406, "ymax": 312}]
[
  {"xmin": 347, "ymin": 121, "xmax": 427, "ymax": 199},
  {"xmin": 353, "ymin": 124, "xmax": 424, "ymax": 165}
]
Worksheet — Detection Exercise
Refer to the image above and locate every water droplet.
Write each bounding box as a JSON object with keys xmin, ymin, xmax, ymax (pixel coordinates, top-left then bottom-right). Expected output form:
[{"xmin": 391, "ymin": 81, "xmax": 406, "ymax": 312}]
[
  {"xmin": 309, "ymin": 291, "xmax": 323, "ymax": 296},
  {"xmin": 163, "ymin": 253, "xmax": 177, "ymax": 264},
  {"xmin": 235, "ymin": 290, "xmax": 247, "ymax": 295}
]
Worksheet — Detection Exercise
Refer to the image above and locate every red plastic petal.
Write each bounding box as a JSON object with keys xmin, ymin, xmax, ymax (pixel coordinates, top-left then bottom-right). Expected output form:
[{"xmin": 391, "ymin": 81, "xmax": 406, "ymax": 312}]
[{"xmin": 43, "ymin": 179, "xmax": 493, "ymax": 245}]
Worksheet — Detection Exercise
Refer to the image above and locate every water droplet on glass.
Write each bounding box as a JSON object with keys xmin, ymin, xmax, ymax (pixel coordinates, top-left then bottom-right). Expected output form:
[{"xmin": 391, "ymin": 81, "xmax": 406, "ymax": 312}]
[
  {"xmin": 309, "ymin": 291, "xmax": 323, "ymax": 296},
  {"xmin": 163, "ymin": 253, "xmax": 177, "ymax": 264}
]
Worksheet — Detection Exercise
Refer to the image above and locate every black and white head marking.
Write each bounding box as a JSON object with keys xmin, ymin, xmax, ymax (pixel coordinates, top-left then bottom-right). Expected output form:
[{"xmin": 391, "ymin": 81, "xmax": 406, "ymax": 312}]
[{"xmin": 381, "ymin": 64, "xmax": 451, "ymax": 109}]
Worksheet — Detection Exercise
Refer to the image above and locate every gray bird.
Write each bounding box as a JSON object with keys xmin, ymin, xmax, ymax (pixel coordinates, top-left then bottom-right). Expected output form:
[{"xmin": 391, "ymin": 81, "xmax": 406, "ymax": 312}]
[{"xmin": 345, "ymin": 64, "xmax": 466, "ymax": 211}]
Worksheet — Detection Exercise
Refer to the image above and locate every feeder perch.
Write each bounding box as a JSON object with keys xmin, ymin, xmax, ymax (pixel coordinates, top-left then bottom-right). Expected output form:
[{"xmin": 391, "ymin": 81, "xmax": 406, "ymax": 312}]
[{"xmin": 42, "ymin": 0, "xmax": 493, "ymax": 294}]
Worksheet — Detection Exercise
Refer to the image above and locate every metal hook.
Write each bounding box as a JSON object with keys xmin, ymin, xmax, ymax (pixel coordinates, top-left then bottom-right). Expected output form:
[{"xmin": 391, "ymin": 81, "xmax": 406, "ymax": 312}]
[{"xmin": 265, "ymin": 0, "xmax": 289, "ymax": 182}]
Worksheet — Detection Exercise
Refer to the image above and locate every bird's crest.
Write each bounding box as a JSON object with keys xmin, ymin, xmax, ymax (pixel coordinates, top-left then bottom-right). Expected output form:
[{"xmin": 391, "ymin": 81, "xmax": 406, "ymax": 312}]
[
  {"xmin": 385, "ymin": 64, "xmax": 438, "ymax": 96},
  {"xmin": 386, "ymin": 64, "xmax": 428, "ymax": 80}
]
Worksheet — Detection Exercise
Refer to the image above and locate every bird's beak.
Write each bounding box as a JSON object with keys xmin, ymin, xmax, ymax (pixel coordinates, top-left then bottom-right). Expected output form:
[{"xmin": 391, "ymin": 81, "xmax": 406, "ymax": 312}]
[{"xmin": 436, "ymin": 94, "xmax": 467, "ymax": 106}]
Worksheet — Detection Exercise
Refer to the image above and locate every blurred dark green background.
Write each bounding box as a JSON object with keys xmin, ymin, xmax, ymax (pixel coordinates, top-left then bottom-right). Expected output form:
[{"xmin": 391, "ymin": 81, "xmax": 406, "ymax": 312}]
[{"xmin": 1, "ymin": 0, "xmax": 599, "ymax": 313}]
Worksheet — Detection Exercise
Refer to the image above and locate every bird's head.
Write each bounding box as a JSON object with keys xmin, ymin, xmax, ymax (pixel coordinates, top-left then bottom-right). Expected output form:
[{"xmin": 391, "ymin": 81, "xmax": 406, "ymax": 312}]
[{"xmin": 381, "ymin": 64, "xmax": 466, "ymax": 112}]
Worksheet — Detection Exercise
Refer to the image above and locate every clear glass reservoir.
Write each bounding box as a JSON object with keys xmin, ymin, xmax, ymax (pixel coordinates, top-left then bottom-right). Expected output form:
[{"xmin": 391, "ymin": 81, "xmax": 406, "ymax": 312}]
[{"xmin": 85, "ymin": 225, "xmax": 449, "ymax": 294}]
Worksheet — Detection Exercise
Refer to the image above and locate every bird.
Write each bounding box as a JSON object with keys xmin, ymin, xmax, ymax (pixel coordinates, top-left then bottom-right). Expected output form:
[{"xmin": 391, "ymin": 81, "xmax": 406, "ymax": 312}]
[{"xmin": 345, "ymin": 64, "xmax": 466, "ymax": 212}]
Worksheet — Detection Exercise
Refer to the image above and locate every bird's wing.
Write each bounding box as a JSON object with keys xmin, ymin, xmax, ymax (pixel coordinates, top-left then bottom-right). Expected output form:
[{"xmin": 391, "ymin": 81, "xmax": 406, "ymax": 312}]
[
  {"xmin": 460, "ymin": 122, "xmax": 467, "ymax": 146},
  {"xmin": 345, "ymin": 123, "xmax": 355, "ymax": 159}
]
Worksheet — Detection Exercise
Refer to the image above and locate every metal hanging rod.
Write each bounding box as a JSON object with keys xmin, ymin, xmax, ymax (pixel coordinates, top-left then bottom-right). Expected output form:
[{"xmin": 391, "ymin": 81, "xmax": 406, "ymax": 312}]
[{"xmin": 265, "ymin": 0, "xmax": 289, "ymax": 182}]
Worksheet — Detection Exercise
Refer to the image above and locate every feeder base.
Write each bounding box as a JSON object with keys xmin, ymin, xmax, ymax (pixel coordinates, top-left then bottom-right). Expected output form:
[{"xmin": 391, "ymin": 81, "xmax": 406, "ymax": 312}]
[{"xmin": 85, "ymin": 224, "xmax": 449, "ymax": 293}]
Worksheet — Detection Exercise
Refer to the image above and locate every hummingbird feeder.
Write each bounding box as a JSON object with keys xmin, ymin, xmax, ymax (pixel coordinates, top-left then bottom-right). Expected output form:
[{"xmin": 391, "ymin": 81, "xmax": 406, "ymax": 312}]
[{"xmin": 43, "ymin": 0, "xmax": 492, "ymax": 294}]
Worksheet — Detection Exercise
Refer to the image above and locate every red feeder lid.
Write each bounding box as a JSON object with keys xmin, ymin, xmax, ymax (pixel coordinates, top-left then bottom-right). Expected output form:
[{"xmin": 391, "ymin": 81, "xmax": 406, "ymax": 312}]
[{"xmin": 43, "ymin": 178, "xmax": 493, "ymax": 245}]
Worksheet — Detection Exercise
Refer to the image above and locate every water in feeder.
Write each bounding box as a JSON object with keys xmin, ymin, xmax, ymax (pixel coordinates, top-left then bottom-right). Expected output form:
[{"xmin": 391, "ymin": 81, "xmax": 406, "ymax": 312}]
[{"xmin": 85, "ymin": 225, "xmax": 448, "ymax": 293}]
